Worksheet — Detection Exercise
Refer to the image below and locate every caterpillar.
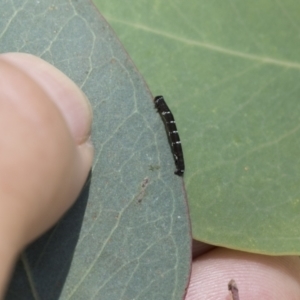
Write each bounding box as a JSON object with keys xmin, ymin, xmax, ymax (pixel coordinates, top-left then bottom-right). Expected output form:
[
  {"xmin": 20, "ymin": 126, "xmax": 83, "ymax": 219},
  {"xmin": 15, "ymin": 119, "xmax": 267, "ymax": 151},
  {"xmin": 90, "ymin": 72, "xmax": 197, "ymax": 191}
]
[{"xmin": 154, "ymin": 95, "xmax": 185, "ymax": 176}]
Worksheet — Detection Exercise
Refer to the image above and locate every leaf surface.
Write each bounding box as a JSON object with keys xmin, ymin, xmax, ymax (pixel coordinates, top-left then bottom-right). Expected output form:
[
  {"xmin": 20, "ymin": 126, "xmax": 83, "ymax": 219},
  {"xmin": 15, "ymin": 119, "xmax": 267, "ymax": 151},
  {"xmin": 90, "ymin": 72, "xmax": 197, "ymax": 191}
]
[
  {"xmin": 94, "ymin": 0, "xmax": 300, "ymax": 254},
  {"xmin": 1, "ymin": 1, "xmax": 191, "ymax": 299}
]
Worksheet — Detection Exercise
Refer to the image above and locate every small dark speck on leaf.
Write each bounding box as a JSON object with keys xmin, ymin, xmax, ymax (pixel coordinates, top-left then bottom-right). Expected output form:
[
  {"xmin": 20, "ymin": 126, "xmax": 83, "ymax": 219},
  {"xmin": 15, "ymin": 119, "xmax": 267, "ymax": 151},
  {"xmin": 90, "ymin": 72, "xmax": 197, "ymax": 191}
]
[
  {"xmin": 137, "ymin": 177, "xmax": 149, "ymax": 203},
  {"xmin": 149, "ymin": 165, "xmax": 160, "ymax": 172}
]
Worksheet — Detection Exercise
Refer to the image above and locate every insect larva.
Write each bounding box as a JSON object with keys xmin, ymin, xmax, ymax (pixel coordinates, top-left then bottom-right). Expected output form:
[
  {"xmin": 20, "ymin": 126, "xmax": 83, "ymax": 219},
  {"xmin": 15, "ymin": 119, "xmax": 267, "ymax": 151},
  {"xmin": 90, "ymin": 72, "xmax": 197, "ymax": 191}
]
[{"xmin": 154, "ymin": 95, "xmax": 185, "ymax": 176}]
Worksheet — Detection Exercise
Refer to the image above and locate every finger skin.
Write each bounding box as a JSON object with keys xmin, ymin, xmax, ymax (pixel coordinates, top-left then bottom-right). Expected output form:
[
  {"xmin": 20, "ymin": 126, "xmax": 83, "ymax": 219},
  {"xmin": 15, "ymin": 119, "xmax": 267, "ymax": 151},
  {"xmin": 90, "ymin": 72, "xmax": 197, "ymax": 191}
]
[
  {"xmin": 0, "ymin": 54, "xmax": 93, "ymax": 296},
  {"xmin": 186, "ymin": 247, "xmax": 300, "ymax": 299}
]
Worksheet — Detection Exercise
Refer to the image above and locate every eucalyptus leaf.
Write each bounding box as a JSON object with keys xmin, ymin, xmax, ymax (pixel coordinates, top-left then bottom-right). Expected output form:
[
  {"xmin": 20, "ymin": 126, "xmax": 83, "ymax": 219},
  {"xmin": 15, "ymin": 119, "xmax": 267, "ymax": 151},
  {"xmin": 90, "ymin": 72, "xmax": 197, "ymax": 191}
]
[
  {"xmin": 0, "ymin": 0, "xmax": 191, "ymax": 299},
  {"xmin": 95, "ymin": 0, "xmax": 300, "ymax": 254}
]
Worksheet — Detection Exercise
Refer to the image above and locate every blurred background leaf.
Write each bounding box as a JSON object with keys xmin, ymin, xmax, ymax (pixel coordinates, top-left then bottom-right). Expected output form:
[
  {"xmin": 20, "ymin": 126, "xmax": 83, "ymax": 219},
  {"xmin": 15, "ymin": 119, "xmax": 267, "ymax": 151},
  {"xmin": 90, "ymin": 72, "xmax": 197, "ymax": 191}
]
[
  {"xmin": 94, "ymin": 0, "xmax": 300, "ymax": 254},
  {"xmin": 1, "ymin": 0, "xmax": 191, "ymax": 299}
]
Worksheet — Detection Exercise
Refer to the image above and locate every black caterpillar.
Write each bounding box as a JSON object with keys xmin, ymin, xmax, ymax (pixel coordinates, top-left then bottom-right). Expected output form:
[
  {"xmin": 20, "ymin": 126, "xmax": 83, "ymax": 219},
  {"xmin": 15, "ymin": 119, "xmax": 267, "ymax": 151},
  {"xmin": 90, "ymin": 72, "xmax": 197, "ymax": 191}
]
[{"xmin": 154, "ymin": 95, "xmax": 185, "ymax": 176}]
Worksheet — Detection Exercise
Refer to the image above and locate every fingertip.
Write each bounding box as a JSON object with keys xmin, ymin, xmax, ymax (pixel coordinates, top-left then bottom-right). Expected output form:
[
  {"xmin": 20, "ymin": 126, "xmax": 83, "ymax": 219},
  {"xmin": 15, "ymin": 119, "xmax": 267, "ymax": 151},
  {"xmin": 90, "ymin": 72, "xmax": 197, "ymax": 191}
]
[
  {"xmin": 186, "ymin": 248, "xmax": 300, "ymax": 299},
  {"xmin": 0, "ymin": 52, "xmax": 93, "ymax": 146}
]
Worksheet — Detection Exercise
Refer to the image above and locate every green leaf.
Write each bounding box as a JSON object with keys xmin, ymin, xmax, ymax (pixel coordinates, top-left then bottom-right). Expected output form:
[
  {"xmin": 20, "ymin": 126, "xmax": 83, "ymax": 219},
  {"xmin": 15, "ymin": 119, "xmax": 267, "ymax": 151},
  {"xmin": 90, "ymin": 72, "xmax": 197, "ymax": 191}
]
[
  {"xmin": 1, "ymin": 1, "xmax": 191, "ymax": 299},
  {"xmin": 94, "ymin": 0, "xmax": 300, "ymax": 254}
]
